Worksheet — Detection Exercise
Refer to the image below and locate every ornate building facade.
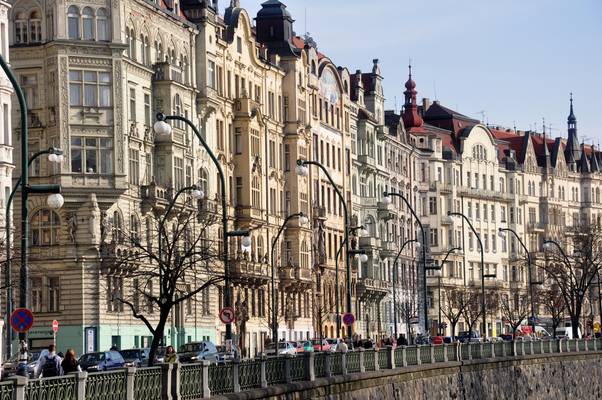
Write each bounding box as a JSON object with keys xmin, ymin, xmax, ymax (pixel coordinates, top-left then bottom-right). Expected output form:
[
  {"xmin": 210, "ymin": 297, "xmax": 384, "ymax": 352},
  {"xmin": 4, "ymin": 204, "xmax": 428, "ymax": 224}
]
[
  {"xmin": 4, "ymin": 0, "xmax": 600, "ymax": 356},
  {"xmin": 0, "ymin": 0, "xmax": 12, "ymax": 236}
]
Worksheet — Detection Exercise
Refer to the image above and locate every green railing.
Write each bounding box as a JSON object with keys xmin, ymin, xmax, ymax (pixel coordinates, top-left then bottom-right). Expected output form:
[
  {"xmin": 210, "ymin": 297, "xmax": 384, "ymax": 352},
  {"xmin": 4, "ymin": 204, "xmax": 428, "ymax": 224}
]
[
  {"xmin": 208, "ymin": 364, "xmax": 234, "ymax": 395},
  {"xmin": 264, "ymin": 357, "xmax": 286, "ymax": 385},
  {"xmin": 238, "ymin": 359, "xmax": 262, "ymax": 390},
  {"xmin": 180, "ymin": 363, "xmax": 205, "ymax": 400},
  {"xmin": 85, "ymin": 370, "xmax": 127, "ymax": 400},
  {"xmin": 26, "ymin": 375, "xmax": 77, "ymax": 400},
  {"xmin": 347, "ymin": 351, "xmax": 361, "ymax": 373},
  {"xmin": 289, "ymin": 356, "xmax": 306, "ymax": 382},
  {"xmin": 7, "ymin": 338, "xmax": 602, "ymax": 399},
  {"xmin": 364, "ymin": 350, "xmax": 376, "ymax": 371},
  {"xmin": 314, "ymin": 353, "xmax": 327, "ymax": 378},
  {"xmin": 0, "ymin": 382, "xmax": 14, "ymax": 400}
]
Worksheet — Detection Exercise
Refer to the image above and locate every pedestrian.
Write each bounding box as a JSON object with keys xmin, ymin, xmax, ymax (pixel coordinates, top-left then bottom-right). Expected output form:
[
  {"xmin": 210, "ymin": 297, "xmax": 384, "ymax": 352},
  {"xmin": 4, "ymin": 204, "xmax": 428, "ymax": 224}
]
[
  {"xmin": 164, "ymin": 346, "xmax": 178, "ymax": 363},
  {"xmin": 16, "ymin": 341, "xmax": 30, "ymax": 377},
  {"xmin": 35, "ymin": 344, "xmax": 63, "ymax": 378},
  {"xmin": 336, "ymin": 339, "xmax": 348, "ymax": 353},
  {"xmin": 61, "ymin": 349, "xmax": 82, "ymax": 374}
]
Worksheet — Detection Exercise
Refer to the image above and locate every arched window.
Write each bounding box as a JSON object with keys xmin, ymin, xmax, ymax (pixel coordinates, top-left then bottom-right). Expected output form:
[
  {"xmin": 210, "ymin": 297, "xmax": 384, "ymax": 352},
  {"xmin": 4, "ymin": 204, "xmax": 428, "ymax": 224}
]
[
  {"xmin": 155, "ymin": 39, "xmax": 164, "ymax": 62},
  {"xmin": 30, "ymin": 209, "xmax": 60, "ymax": 246},
  {"xmin": 251, "ymin": 176, "xmax": 260, "ymax": 208},
  {"xmin": 29, "ymin": 10, "xmax": 42, "ymax": 42},
  {"xmin": 96, "ymin": 8, "xmax": 109, "ymax": 41},
  {"xmin": 127, "ymin": 28, "xmax": 136, "ymax": 59},
  {"xmin": 15, "ymin": 12, "xmax": 28, "ymax": 44},
  {"xmin": 112, "ymin": 211, "xmax": 124, "ymax": 244},
  {"xmin": 199, "ymin": 168, "xmax": 208, "ymax": 195},
  {"xmin": 82, "ymin": 7, "xmax": 94, "ymax": 40},
  {"xmin": 140, "ymin": 33, "xmax": 148, "ymax": 64},
  {"xmin": 257, "ymin": 236, "xmax": 264, "ymax": 262},
  {"xmin": 67, "ymin": 6, "xmax": 80, "ymax": 40},
  {"xmin": 311, "ymin": 60, "xmax": 316, "ymax": 74},
  {"xmin": 183, "ymin": 55, "xmax": 189, "ymax": 84},
  {"xmin": 173, "ymin": 94, "xmax": 182, "ymax": 128},
  {"xmin": 130, "ymin": 214, "xmax": 140, "ymax": 243}
]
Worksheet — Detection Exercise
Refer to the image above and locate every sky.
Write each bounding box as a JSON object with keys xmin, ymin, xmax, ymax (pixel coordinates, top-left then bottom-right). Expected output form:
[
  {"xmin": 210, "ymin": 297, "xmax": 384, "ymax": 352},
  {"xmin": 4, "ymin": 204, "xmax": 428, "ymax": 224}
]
[{"xmin": 230, "ymin": 0, "xmax": 602, "ymax": 142}]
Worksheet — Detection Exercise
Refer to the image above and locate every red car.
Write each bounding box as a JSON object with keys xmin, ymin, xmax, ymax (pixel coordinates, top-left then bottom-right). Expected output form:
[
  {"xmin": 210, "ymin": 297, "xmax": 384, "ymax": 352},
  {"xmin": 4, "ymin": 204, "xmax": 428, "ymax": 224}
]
[
  {"xmin": 432, "ymin": 336, "xmax": 444, "ymax": 345},
  {"xmin": 311, "ymin": 339, "xmax": 332, "ymax": 352}
]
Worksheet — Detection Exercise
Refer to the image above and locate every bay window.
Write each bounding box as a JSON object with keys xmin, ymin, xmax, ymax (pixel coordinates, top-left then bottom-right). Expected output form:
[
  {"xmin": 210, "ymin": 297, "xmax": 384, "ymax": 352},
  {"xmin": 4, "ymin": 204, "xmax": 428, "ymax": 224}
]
[
  {"xmin": 70, "ymin": 136, "xmax": 113, "ymax": 174},
  {"xmin": 69, "ymin": 69, "xmax": 111, "ymax": 107}
]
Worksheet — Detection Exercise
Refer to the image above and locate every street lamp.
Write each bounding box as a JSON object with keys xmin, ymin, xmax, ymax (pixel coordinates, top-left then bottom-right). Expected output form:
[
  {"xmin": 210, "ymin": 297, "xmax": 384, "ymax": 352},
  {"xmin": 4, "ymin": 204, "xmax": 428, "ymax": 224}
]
[
  {"xmin": 334, "ymin": 225, "xmax": 367, "ymax": 335},
  {"xmin": 426, "ymin": 247, "xmax": 461, "ymax": 336},
  {"xmin": 4, "ymin": 146, "xmax": 64, "ymax": 358},
  {"xmin": 383, "ymin": 191, "xmax": 429, "ymax": 334},
  {"xmin": 297, "ymin": 159, "xmax": 354, "ymax": 341},
  {"xmin": 270, "ymin": 212, "xmax": 308, "ymax": 344},
  {"xmin": 498, "ymin": 227, "xmax": 542, "ymax": 335},
  {"xmin": 155, "ymin": 114, "xmax": 249, "ymax": 344},
  {"xmin": 1, "ymin": 55, "xmax": 65, "ymax": 352},
  {"xmin": 448, "ymin": 211, "xmax": 490, "ymax": 338}
]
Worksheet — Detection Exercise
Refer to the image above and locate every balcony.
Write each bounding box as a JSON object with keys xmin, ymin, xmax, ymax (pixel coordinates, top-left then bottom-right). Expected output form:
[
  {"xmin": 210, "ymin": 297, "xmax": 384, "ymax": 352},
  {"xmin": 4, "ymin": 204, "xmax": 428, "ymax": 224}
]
[
  {"xmin": 357, "ymin": 154, "xmax": 377, "ymax": 172},
  {"xmin": 279, "ymin": 265, "xmax": 312, "ymax": 291},
  {"xmin": 100, "ymin": 241, "xmax": 140, "ymax": 275},
  {"xmin": 379, "ymin": 240, "xmax": 397, "ymax": 259},
  {"xmin": 376, "ymin": 125, "xmax": 388, "ymax": 141},
  {"xmin": 140, "ymin": 182, "xmax": 172, "ymax": 212},
  {"xmin": 231, "ymin": 252, "xmax": 270, "ymax": 287},
  {"xmin": 153, "ymin": 62, "xmax": 189, "ymax": 85},
  {"xmin": 357, "ymin": 278, "xmax": 390, "ymax": 301},
  {"xmin": 359, "ymin": 236, "xmax": 381, "ymax": 250},
  {"xmin": 377, "ymin": 201, "xmax": 396, "ymax": 221},
  {"xmin": 526, "ymin": 222, "xmax": 545, "ymax": 232},
  {"xmin": 429, "ymin": 181, "xmax": 452, "ymax": 194}
]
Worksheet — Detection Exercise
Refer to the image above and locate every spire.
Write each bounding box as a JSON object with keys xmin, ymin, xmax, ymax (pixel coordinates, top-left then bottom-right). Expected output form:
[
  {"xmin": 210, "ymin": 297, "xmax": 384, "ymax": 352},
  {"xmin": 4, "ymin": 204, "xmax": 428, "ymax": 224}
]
[
  {"xmin": 578, "ymin": 143, "xmax": 589, "ymax": 173},
  {"xmin": 401, "ymin": 62, "xmax": 423, "ymax": 130},
  {"xmin": 565, "ymin": 93, "xmax": 580, "ymax": 165},
  {"xmin": 542, "ymin": 129, "xmax": 550, "ymax": 169},
  {"xmin": 590, "ymin": 145, "xmax": 600, "ymax": 173}
]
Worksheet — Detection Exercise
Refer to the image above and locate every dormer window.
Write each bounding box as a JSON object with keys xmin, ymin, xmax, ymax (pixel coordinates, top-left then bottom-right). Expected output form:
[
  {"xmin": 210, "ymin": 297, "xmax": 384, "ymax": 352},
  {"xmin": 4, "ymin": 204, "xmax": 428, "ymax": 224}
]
[{"xmin": 14, "ymin": 9, "xmax": 42, "ymax": 44}]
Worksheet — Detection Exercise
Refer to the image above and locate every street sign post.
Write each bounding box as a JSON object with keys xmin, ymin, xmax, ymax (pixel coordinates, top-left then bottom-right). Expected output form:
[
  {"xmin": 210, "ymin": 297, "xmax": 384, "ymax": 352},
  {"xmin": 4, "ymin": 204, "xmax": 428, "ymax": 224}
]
[
  {"xmin": 52, "ymin": 320, "xmax": 59, "ymax": 347},
  {"xmin": 219, "ymin": 307, "xmax": 236, "ymax": 324},
  {"xmin": 342, "ymin": 313, "xmax": 355, "ymax": 326},
  {"xmin": 10, "ymin": 308, "xmax": 34, "ymax": 333}
]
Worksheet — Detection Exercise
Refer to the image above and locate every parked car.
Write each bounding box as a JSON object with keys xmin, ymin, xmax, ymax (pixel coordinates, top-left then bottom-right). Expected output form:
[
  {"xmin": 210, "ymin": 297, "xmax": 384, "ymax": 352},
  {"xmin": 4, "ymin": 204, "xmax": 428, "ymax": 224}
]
[
  {"xmin": 431, "ymin": 336, "xmax": 444, "ymax": 345},
  {"xmin": 215, "ymin": 344, "xmax": 240, "ymax": 363},
  {"xmin": 79, "ymin": 351, "xmax": 125, "ymax": 372},
  {"xmin": 554, "ymin": 326, "xmax": 581, "ymax": 339},
  {"xmin": 457, "ymin": 331, "xmax": 481, "ymax": 343},
  {"xmin": 265, "ymin": 342, "xmax": 297, "ymax": 356},
  {"xmin": 311, "ymin": 339, "xmax": 332, "ymax": 352},
  {"xmin": 119, "ymin": 348, "xmax": 150, "ymax": 367},
  {"xmin": 178, "ymin": 341, "xmax": 219, "ymax": 363},
  {"xmin": 499, "ymin": 334, "xmax": 514, "ymax": 342},
  {"xmin": 2, "ymin": 351, "xmax": 41, "ymax": 378},
  {"xmin": 300, "ymin": 341, "xmax": 314, "ymax": 353}
]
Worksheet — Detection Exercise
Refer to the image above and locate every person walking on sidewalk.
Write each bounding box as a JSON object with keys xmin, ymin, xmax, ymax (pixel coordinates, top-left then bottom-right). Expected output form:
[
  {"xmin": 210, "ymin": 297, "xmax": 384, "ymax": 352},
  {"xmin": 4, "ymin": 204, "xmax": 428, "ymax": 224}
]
[
  {"xmin": 35, "ymin": 345, "xmax": 63, "ymax": 378},
  {"xmin": 61, "ymin": 349, "xmax": 82, "ymax": 374}
]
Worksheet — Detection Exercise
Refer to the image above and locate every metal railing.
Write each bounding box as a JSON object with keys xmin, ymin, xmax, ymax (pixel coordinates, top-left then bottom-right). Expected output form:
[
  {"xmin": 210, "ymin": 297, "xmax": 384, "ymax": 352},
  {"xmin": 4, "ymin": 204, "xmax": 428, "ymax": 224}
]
[{"xmin": 3, "ymin": 339, "xmax": 602, "ymax": 399}]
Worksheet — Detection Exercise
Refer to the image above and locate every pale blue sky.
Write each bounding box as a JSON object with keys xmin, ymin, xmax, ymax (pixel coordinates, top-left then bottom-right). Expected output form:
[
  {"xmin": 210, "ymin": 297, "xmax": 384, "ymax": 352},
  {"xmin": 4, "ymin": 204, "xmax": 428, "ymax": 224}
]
[{"xmin": 232, "ymin": 0, "xmax": 602, "ymax": 141}]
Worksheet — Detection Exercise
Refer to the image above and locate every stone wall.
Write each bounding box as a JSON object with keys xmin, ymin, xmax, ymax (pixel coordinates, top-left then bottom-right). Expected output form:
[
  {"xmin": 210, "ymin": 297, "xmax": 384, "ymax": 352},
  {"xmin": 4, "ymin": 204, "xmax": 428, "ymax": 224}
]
[{"xmin": 215, "ymin": 352, "xmax": 602, "ymax": 400}]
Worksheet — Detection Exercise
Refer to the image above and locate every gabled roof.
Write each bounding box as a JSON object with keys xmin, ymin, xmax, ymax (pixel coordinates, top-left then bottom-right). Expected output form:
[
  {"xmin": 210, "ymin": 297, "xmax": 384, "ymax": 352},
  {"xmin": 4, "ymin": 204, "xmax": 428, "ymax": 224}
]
[{"xmin": 423, "ymin": 102, "xmax": 479, "ymax": 123}]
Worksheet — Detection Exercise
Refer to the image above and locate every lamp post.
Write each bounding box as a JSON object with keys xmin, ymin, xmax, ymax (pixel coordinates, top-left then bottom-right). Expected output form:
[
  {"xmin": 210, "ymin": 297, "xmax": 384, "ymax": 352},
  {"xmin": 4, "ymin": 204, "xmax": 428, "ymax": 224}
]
[
  {"xmin": 448, "ymin": 211, "xmax": 491, "ymax": 338},
  {"xmin": 382, "ymin": 191, "xmax": 429, "ymax": 334},
  {"xmin": 296, "ymin": 159, "xmax": 354, "ymax": 341},
  {"xmin": 4, "ymin": 147, "xmax": 63, "ymax": 357},
  {"xmin": 426, "ymin": 247, "xmax": 461, "ymax": 336},
  {"xmin": 270, "ymin": 212, "xmax": 309, "ymax": 344},
  {"xmin": 1, "ymin": 55, "xmax": 64, "ymax": 350},
  {"xmin": 498, "ymin": 227, "xmax": 542, "ymax": 335},
  {"xmin": 392, "ymin": 238, "xmax": 420, "ymax": 338},
  {"xmin": 154, "ymin": 114, "xmax": 249, "ymax": 343},
  {"xmin": 334, "ymin": 225, "xmax": 367, "ymax": 336}
]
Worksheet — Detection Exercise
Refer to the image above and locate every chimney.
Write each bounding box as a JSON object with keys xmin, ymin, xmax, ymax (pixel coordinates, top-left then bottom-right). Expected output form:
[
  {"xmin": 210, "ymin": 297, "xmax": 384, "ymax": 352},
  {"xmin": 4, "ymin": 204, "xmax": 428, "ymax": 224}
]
[{"xmin": 422, "ymin": 98, "xmax": 431, "ymax": 112}]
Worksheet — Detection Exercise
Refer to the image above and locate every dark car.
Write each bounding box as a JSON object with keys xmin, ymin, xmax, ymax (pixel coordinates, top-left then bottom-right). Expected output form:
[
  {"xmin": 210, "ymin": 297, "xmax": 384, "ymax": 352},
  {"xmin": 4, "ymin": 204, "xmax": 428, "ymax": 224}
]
[
  {"xmin": 457, "ymin": 331, "xmax": 481, "ymax": 343},
  {"xmin": 79, "ymin": 351, "xmax": 126, "ymax": 372},
  {"xmin": 119, "ymin": 349, "xmax": 150, "ymax": 367},
  {"xmin": 499, "ymin": 334, "xmax": 514, "ymax": 342},
  {"xmin": 177, "ymin": 341, "xmax": 219, "ymax": 363},
  {"xmin": 2, "ymin": 351, "xmax": 41, "ymax": 378}
]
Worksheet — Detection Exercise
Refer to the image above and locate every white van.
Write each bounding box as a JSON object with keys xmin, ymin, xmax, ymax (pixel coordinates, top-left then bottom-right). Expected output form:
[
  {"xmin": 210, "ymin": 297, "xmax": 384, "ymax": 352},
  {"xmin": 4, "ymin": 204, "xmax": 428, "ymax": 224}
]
[{"xmin": 554, "ymin": 326, "xmax": 581, "ymax": 339}]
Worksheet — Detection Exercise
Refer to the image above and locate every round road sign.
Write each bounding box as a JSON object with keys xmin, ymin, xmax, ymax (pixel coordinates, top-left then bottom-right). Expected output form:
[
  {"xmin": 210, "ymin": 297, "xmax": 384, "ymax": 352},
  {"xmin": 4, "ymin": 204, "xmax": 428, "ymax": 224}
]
[
  {"xmin": 342, "ymin": 313, "xmax": 355, "ymax": 326},
  {"xmin": 10, "ymin": 308, "xmax": 34, "ymax": 333},
  {"xmin": 52, "ymin": 320, "xmax": 59, "ymax": 333},
  {"xmin": 219, "ymin": 307, "xmax": 236, "ymax": 324}
]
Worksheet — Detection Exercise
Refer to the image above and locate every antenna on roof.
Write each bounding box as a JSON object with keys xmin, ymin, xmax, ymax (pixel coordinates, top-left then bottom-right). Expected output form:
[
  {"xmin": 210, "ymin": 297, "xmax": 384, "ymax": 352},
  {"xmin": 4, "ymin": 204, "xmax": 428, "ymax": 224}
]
[
  {"xmin": 542, "ymin": 117, "xmax": 546, "ymax": 134},
  {"xmin": 394, "ymin": 96, "xmax": 398, "ymax": 114},
  {"xmin": 304, "ymin": 8, "xmax": 307, "ymax": 36},
  {"xmin": 475, "ymin": 110, "xmax": 486, "ymax": 124},
  {"xmin": 513, "ymin": 121, "xmax": 517, "ymax": 133},
  {"xmin": 433, "ymin": 80, "xmax": 438, "ymax": 101}
]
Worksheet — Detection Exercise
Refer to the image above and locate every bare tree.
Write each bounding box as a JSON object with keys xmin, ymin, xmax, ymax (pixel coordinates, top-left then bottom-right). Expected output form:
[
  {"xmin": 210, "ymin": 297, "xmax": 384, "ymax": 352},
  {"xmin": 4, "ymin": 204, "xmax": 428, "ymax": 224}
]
[
  {"xmin": 440, "ymin": 287, "xmax": 468, "ymax": 340},
  {"xmin": 540, "ymin": 287, "xmax": 566, "ymax": 338},
  {"xmin": 109, "ymin": 198, "xmax": 223, "ymax": 365},
  {"xmin": 460, "ymin": 288, "xmax": 482, "ymax": 335},
  {"xmin": 500, "ymin": 293, "xmax": 530, "ymax": 338},
  {"xmin": 398, "ymin": 299, "xmax": 419, "ymax": 344},
  {"xmin": 542, "ymin": 222, "xmax": 602, "ymax": 338}
]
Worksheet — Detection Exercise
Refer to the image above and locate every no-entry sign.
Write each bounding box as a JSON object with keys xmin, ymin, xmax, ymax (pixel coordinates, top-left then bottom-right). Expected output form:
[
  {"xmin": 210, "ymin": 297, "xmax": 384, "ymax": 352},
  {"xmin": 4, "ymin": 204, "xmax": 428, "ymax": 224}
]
[{"xmin": 52, "ymin": 320, "xmax": 59, "ymax": 333}]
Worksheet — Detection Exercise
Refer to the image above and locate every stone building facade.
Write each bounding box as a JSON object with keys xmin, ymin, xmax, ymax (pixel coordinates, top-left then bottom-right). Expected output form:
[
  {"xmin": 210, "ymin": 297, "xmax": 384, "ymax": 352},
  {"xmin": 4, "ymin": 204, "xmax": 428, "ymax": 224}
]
[
  {"xmin": 0, "ymin": 0, "xmax": 12, "ymax": 238},
  {"xmin": 4, "ymin": 0, "xmax": 600, "ymax": 356}
]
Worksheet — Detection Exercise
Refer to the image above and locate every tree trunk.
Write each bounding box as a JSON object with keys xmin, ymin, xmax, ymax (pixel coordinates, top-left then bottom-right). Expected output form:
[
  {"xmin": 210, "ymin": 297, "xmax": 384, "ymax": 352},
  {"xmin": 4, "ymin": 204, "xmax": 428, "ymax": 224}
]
[
  {"xmin": 571, "ymin": 315, "xmax": 581, "ymax": 338},
  {"xmin": 148, "ymin": 307, "xmax": 170, "ymax": 367}
]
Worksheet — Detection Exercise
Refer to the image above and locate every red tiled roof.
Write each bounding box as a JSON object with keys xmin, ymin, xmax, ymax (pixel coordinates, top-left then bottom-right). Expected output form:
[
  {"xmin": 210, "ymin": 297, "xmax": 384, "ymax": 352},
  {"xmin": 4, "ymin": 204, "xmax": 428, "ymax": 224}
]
[{"xmin": 292, "ymin": 36, "xmax": 326, "ymax": 59}]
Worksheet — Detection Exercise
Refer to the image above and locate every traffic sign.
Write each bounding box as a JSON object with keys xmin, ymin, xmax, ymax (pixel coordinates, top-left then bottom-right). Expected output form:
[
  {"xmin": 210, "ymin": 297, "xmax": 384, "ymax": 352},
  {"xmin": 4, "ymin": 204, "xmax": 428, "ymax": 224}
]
[
  {"xmin": 342, "ymin": 313, "xmax": 355, "ymax": 326},
  {"xmin": 52, "ymin": 320, "xmax": 59, "ymax": 333},
  {"xmin": 10, "ymin": 308, "xmax": 34, "ymax": 333},
  {"xmin": 594, "ymin": 322, "xmax": 600, "ymax": 333},
  {"xmin": 219, "ymin": 307, "xmax": 236, "ymax": 324}
]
